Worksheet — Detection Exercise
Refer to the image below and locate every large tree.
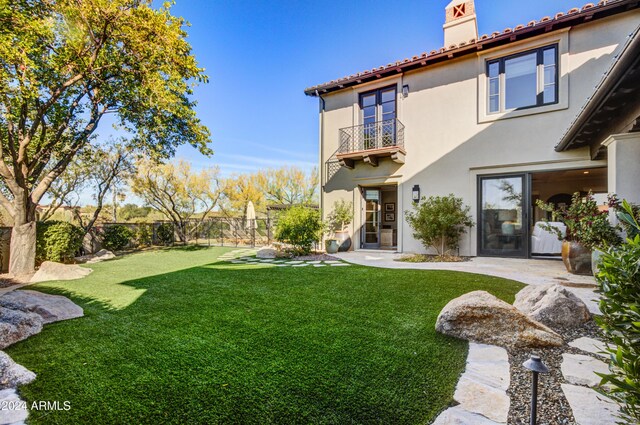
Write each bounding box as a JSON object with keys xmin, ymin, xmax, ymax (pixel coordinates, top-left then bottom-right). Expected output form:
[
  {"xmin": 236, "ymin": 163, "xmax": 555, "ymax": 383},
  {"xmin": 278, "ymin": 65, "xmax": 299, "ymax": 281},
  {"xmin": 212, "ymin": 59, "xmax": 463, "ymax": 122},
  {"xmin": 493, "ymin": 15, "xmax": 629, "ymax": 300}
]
[
  {"xmin": 131, "ymin": 159, "xmax": 223, "ymax": 242},
  {"xmin": 223, "ymin": 166, "xmax": 319, "ymax": 215},
  {"xmin": 0, "ymin": 0, "xmax": 210, "ymax": 275}
]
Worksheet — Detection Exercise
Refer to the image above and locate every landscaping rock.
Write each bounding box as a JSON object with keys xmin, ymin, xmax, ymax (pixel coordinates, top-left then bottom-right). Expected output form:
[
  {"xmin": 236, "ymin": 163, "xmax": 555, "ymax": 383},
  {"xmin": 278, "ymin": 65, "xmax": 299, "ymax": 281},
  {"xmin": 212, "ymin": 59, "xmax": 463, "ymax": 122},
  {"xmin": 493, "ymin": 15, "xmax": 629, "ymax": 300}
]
[
  {"xmin": 0, "ymin": 351, "xmax": 35, "ymax": 390},
  {"xmin": 513, "ymin": 284, "xmax": 590, "ymax": 328},
  {"xmin": 561, "ymin": 353, "xmax": 609, "ymax": 388},
  {"xmin": 0, "ymin": 388, "xmax": 29, "ymax": 424},
  {"xmin": 30, "ymin": 261, "xmax": 92, "ymax": 283},
  {"xmin": 569, "ymin": 336, "xmax": 610, "ymax": 358},
  {"xmin": 86, "ymin": 249, "xmax": 116, "ymax": 264},
  {"xmin": 256, "ymin": 246, "xmax": 277, "ymax": 259},
  {"xmin": 436, "ymin": 291, "xmax": 563, "ymax": 348},
  {"xmin": 0, "ymin": 290, "xmax": 83, "ymax": 324},
  {"xmin": 0, "ymin": 308, "xmax": 43, "ymax": 350},
  {"xmin": 432, "ymin": 406, "xmax": 503, "ymax": 425},
  {"xmin": 561, "ymin": 383, "xmax": 619, "ymax": 425}
]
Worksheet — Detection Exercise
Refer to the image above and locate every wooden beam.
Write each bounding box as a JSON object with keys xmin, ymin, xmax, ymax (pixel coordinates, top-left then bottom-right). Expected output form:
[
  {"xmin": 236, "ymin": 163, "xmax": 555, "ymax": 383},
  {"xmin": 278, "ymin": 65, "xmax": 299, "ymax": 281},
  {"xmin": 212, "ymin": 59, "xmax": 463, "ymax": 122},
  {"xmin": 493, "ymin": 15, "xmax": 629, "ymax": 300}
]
[
  {"xmin": 391, "ymin": 152, "xmax": 406, "ymax": 164},
  {"xmin": 339, "ymin": 158, "xmax": 354, "ymax": 169},
  {"xmin": 363, "ymin": 155, "xmax": 378, "ymax": 167}
]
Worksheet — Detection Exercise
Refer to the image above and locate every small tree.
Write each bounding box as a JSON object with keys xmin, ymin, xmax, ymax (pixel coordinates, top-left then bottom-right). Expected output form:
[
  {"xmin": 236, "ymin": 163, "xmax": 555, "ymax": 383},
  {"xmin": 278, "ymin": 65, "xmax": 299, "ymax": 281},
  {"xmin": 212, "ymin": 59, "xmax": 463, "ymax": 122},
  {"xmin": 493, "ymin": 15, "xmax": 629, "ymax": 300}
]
[
  {"xmin": 274, "ymin": 206, "xmax": 322, "ymax": 255},
  {"xmin": 327, "ymin": 200, "xmax": 353, "ymax": 234},
  {"xmin": 131, "ymin": 159, "xmax": 224, "ymax": 242},
  {"xmin": 405, "ymin": 194, "xmax": 474, "ymax": 256}
]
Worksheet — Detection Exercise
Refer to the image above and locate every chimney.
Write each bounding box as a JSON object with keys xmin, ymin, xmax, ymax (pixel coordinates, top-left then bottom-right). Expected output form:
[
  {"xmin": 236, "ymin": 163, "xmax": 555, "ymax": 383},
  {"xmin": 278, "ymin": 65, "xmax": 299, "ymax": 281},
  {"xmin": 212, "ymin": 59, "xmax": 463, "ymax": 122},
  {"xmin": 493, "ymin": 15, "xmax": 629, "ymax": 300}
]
[{"xmin": 443, "ymin": 0, "xmax": 478, "ymax": 47}]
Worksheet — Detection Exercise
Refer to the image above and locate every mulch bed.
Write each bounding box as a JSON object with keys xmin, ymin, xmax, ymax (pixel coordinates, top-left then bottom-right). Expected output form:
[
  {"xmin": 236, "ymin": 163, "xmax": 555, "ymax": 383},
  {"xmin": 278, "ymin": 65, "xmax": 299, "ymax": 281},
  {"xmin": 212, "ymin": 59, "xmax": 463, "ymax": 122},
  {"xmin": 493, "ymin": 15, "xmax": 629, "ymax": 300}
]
[{"xmin": 507, "ymin": 320, "xmax": 604, "ymax": 425}]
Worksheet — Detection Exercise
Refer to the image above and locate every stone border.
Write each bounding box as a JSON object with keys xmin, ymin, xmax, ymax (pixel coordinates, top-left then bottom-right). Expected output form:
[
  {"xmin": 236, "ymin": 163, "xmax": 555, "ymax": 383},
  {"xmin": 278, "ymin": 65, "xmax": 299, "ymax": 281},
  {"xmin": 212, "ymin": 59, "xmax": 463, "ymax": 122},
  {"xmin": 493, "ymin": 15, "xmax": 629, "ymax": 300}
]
[{"xmin": 433, "ymin": 343, "xmax": 510, "ymax": 424}]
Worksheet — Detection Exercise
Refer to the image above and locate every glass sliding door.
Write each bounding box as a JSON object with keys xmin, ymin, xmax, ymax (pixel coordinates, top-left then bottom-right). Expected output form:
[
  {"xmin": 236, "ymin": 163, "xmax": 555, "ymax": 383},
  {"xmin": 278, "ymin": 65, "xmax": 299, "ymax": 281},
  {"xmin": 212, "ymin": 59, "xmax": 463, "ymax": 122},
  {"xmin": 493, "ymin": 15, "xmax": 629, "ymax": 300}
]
[
  {"xmin": 362, "ymin": 189, "xmax": 381, "ymax": 249},
  {"xmin": 478, "ymin": 175, "xmax": 528, "ymax": 257}
]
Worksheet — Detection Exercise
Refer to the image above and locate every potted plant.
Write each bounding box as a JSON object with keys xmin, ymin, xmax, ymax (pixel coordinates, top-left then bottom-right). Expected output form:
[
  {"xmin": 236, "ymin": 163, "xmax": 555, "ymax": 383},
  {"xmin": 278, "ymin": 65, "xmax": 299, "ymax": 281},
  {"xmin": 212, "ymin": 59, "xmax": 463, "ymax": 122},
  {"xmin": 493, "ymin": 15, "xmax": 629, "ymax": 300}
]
[
  {"xmin": 537, "ymin": 192, "xmax": 620, "ymax": 275},
  {"xmin": 327, "ymin": 200, "xmax": 353, "ymax": 252}
]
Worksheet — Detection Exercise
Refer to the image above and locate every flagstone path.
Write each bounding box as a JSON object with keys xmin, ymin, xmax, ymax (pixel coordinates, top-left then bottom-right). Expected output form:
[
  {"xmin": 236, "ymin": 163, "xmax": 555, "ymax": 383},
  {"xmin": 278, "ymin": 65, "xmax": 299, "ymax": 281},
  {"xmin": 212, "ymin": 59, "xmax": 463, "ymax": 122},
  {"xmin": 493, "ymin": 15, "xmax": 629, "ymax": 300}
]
[{"xmin": 218, "ymin": 249, "xmax": 352, "ymax": 268}]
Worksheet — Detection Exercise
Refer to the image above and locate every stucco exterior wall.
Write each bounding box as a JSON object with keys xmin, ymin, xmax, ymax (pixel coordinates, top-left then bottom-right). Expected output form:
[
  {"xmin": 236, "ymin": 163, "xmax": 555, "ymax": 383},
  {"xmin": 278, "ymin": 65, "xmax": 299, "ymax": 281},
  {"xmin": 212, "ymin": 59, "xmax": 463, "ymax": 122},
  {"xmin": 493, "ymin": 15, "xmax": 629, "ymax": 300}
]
[{"xmin": 318, "ymin": 11, "xmax": 640, "ymax": 255}]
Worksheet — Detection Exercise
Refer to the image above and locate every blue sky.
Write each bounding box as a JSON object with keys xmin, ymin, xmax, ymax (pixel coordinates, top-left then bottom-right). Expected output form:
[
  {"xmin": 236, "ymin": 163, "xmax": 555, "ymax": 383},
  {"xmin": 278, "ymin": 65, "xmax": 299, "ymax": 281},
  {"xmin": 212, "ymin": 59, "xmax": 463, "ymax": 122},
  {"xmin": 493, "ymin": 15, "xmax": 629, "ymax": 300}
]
[
  {"xmin": 159, "ymin": 0, "xmax": 584, "ymax": 176},
  {"xmin": 103, "ymin": 0, "xmax": 585, "ymax": 178}
]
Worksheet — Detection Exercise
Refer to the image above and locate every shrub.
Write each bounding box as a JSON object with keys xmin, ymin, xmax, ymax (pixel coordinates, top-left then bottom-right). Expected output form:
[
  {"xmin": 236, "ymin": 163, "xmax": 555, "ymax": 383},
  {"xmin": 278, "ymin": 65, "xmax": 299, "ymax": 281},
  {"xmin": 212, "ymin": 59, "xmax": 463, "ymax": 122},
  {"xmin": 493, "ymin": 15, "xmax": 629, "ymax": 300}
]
[
  {"xmin": 36, "ymin": 221, "xmax": 84, "ymax": 264},
  {"xmin": 274, "ymin": 206, "xmax": 322, "ymax": 255},
  {"xmin": 537, "ymin": 192, "xmax": 621, "ymax": 250},
  {"xmin": 102, "ymin": 224, "xmax": 134, "ymax": 251},
  {"xmin": 595, "ymin": 200, "xmax": 640, "ymax": 422},
  {"xmin": 405, "ymin": 194, "xmax": 474, "ymax": 256},
  {"xmin": 609, "ymin": 196, "xmax": 640, "ymax": 239},
  {"xmin": 156, "ymin": 223, "xmax": 174, "ymax": 245},
  {"xmin": 326, "ymin": 200, "xmax": 353, "ymax": 233},
  {"xmin": 134, "ymin": 224, "xmax": 153, "ymax": 247}
]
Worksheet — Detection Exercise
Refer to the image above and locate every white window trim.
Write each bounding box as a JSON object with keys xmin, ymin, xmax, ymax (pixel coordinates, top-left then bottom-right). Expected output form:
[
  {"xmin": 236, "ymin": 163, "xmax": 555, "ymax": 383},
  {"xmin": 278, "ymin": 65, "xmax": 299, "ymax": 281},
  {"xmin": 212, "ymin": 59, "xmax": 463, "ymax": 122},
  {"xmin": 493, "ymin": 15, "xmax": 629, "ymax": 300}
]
[{"xmin": 477, "ymin": 29, "xmax": 569, "ymax": 123}]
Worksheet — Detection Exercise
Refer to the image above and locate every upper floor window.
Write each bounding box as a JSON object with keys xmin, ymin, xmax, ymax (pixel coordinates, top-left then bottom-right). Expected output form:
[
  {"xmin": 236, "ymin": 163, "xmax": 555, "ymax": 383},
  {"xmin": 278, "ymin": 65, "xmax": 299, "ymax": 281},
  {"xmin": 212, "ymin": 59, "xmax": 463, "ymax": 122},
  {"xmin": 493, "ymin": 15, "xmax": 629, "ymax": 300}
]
[{"xmin": 487, "ymin": 45, "xmax": 558, "ymax": 114}]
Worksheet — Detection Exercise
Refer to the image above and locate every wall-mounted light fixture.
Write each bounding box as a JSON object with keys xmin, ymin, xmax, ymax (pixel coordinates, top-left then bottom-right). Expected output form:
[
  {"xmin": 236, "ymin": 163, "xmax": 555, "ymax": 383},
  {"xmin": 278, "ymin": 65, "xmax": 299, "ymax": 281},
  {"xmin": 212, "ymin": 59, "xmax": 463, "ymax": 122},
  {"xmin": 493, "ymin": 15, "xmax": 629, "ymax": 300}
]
[
  {"xmin": 412, "ymin": 185, "xmax": 421, "ymax": 203},
  {"xmin": 402, "ymin": 85, "xmax": 410, "ymax": 98}
]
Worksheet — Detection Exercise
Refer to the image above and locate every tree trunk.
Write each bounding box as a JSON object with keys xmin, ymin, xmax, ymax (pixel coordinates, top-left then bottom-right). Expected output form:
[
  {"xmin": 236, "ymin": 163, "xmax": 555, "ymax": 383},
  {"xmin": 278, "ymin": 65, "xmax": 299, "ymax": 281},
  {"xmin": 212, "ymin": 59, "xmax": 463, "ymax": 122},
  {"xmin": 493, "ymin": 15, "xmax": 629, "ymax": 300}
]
[{"xmin": 9, "ymin": 222, "xmax": 37, "ymax": 276}]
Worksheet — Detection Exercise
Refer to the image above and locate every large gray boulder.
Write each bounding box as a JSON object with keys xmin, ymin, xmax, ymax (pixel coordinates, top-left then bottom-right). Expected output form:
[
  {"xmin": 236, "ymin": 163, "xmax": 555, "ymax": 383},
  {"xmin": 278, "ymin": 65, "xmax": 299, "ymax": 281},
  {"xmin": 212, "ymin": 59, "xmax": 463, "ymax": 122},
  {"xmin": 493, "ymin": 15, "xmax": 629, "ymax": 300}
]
[
  {"xmin": 514, "ymin": 284, "xmax": 590, "ymax": 329},
  {"xmin": 0, "ymin": 308, "xmax": 43, "ymax": 349},
  {"xmin": 436, "ymin": 291, "xmax": 563, "ymax": 348},
  {"xmin": 0, "ymin": 351, "xmax": 35, "ymax": 390},
  {"xmin": 0, "ymin": 290, "xmax": 83, "ymax": 324},
  {"xmin": 256, "ymin": 246, "xmax": 277, "ymax": 259},
  {"xmin": 30, "ymin": 261, "xmax": 92, "ymax": 283}
]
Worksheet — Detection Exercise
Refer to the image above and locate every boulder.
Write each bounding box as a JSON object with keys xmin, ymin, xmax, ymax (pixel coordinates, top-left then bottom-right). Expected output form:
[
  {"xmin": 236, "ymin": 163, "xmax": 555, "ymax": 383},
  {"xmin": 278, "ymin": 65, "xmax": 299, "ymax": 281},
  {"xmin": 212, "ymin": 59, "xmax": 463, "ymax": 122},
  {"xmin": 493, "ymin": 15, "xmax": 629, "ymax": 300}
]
[
  {"xmin": 513, "ymin": 284, "xmax": 590, "ymax": 328},
  {"xmin": 0, "ymin": 351, "xmax": 35, "ymax": 390},
  {"xmin": 256, "ymin": 246, "xmax": 277, "ymax": 259},
  {"xmin": 0, "ymin": 290, "xmax": 83, "ymax": 324},
  {"xmin": 86, "ymin": 249, "xmax": 116, "ymax": 264},
  {"xmin": 436, "ymin": 291, "xmax": 563, "ymax": 348},
  {"xmin": 30, "ymin": 261, "xmax": 92, "ymax": 283},
  {"xmin": 0, "ymin": 308, "xmax": 43, "ymax": 349}
]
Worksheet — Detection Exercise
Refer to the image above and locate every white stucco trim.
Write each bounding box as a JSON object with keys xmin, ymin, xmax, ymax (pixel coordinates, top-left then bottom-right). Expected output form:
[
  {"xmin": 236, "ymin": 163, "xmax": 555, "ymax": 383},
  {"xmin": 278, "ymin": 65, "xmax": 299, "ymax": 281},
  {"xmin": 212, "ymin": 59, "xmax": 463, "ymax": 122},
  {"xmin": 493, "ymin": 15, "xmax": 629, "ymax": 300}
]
[{"xmin": 477, "ymin": 29, "xmax": 570, "ymax": 123}]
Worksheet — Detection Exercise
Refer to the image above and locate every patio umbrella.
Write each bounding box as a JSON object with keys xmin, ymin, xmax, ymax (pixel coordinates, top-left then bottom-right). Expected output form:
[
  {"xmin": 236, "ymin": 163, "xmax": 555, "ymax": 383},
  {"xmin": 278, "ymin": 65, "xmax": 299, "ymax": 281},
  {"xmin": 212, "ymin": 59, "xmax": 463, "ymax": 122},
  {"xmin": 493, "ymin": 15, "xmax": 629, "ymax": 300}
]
[{"xmin": 245, "ymin": 201, "xmax": 256, "ymax": 230}]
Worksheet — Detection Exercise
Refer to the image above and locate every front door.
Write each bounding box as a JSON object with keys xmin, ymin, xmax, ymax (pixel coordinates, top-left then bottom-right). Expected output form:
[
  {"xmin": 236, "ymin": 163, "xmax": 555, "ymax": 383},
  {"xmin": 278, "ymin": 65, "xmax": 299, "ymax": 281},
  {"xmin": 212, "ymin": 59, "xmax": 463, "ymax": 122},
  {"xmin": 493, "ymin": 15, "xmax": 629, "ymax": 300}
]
[
  {"xmin": 362, "ymin": 189, "xmax": 381, "ymax": 249},
  {"xmin": 478, "ymin": 174, "xmax": 529, "ymax": 257}
]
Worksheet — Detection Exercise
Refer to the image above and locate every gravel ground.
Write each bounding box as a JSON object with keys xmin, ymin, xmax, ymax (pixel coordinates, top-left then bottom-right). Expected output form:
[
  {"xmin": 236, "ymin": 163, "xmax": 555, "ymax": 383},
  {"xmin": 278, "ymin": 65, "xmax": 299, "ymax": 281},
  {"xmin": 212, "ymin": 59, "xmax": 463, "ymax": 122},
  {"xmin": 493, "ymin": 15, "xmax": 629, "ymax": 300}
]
[{"xmin": 507, "ymin": 320, "xmax": 604, "ymax": 425}]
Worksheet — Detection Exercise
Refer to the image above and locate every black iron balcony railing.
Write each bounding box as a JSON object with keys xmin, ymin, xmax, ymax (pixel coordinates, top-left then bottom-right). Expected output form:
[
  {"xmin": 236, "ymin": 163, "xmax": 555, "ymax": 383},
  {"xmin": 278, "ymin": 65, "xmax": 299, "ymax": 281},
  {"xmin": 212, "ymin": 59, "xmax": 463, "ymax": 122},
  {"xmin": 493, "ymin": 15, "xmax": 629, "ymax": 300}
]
[{"xmin": 338, "ymin": 118, "xmax": 405, "ymax": 154}]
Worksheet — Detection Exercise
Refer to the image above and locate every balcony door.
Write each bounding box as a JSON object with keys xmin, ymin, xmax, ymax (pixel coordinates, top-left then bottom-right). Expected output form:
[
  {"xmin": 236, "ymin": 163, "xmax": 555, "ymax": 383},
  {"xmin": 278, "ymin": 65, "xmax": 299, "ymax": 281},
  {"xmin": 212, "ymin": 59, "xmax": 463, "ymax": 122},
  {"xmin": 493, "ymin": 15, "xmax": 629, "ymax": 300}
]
[
  {"xmin": 478, "ymin": 174, "xmax": 529, "ymax": 257},
  {"xmin": 361, "ymin": 189, "xmax": 381, "ymax": 249},
  {"xmin": 360, "ymin": 86, "xmax": 396, "ymax": 150}
]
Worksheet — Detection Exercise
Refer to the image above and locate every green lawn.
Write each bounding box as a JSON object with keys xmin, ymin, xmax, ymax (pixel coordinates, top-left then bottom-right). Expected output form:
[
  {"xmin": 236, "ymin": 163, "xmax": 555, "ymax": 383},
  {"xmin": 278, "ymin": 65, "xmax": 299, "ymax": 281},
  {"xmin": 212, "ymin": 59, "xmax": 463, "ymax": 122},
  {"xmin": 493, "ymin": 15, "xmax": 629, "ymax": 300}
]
[{"xmin": 6, "ymin": 247, "xmax": 523, "ymax": 424}]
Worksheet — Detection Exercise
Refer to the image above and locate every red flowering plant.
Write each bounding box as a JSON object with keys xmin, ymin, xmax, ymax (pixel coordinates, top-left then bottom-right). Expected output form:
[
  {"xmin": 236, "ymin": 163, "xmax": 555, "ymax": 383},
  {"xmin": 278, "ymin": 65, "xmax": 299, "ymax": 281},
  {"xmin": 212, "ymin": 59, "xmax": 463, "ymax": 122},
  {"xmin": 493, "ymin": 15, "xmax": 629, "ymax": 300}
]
[{"xmin": 536, "ymin": 192, "xmax": 621, "ymax": 250}]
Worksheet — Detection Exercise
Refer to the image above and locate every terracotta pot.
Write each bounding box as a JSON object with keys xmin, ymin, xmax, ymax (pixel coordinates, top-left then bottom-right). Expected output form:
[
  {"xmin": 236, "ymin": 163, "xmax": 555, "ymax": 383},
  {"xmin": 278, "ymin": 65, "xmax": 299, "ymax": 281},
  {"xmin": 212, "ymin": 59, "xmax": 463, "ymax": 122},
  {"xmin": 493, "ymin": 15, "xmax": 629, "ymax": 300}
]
[
  {"xmin": 334, "ymin": 231, "xmax": 352, "ymax": 252},
  {"xmin": 561, "ymin": 241, "xmax": 592, "ymax": 275},
  {"xmin": 325, "ymin": 239, "xmax": 340, "ymax": 254}
]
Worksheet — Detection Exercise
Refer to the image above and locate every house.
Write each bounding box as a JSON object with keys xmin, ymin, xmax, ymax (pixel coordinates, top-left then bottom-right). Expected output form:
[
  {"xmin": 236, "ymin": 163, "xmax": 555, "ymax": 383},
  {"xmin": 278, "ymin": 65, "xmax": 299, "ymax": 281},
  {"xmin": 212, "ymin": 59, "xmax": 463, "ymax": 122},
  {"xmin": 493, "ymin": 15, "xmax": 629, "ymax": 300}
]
[{"xmin": 305, "ymin": 0, "xmax": 640, "ymax": 258}]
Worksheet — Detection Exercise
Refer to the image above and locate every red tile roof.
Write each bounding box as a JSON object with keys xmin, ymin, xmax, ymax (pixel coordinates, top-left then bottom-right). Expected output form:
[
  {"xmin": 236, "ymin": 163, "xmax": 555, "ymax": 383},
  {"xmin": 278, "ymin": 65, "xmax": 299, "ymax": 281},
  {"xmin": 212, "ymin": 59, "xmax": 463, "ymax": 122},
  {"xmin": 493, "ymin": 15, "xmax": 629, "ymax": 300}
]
[{"xmin": 304, "ymin": 0, "xmax": 638, "ymax": 96}]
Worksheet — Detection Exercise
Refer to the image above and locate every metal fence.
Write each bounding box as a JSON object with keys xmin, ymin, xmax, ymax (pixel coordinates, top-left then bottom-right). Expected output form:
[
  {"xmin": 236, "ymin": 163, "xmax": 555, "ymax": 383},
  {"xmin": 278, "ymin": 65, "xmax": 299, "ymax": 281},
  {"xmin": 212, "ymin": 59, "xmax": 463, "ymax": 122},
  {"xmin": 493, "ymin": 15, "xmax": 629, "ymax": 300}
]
[{"xmin": 99, "ymin": 217, "xmax": 275, "ymax": 250}]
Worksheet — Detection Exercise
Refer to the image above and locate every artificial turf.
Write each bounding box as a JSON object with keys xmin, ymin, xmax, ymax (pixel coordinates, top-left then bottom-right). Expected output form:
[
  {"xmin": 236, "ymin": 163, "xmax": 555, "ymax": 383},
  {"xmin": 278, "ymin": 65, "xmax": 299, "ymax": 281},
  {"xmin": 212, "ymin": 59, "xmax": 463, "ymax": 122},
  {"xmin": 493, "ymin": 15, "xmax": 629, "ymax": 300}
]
[{"xmin": 6, "ymin": 246, "xmax": 523, "ymax": 424}]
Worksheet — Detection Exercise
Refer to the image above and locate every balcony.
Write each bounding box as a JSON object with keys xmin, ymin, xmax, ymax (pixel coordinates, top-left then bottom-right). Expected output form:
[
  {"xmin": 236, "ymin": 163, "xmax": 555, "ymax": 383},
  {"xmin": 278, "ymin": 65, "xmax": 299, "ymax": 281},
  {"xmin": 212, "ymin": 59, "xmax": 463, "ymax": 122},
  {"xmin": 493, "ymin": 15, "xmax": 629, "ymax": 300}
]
[{"xmin": 336, "ymin": 119, "xmax": 406, "ymax": 168}]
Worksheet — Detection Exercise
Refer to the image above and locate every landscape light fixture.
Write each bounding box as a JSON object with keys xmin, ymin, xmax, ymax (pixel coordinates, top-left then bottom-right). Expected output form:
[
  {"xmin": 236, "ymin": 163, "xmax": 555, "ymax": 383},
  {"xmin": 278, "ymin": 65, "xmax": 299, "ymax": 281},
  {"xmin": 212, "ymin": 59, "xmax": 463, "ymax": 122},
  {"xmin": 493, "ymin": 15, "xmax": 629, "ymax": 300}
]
[{"xmin": 522, "ymin": 354, "xmax": 549, "ymax": 425}]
